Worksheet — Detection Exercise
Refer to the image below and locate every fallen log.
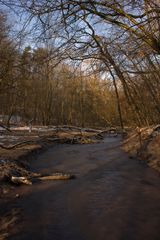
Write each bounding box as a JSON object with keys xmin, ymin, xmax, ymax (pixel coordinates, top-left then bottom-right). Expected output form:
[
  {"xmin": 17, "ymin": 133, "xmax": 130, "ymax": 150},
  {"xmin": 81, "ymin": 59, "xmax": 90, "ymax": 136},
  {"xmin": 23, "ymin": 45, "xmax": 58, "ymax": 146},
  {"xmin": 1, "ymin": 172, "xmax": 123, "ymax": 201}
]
[
  {"xmin": 0, "ymin": 141, "xmax": 36, "ymax": 150},
  {"xmin": 38, "ymin": 173, "xmax": 75, "ymax": 181},
  {"xmin": 0, "ymin": 123, "xmax": 12, "ymax": 132},
  {"xmin": 10, "ymin": 173, "xmax": 74, "ymax": 185},
  {"xmin": 11, "ymin": 176, "xmax": 32, "ymax": 185},
  {"xmin": 0, "ymin": 136, "xmax": 60, "ymax": 150},
  {"xmin": 56, "ymin": 125, "xmax": 102, "ymax": 133}
]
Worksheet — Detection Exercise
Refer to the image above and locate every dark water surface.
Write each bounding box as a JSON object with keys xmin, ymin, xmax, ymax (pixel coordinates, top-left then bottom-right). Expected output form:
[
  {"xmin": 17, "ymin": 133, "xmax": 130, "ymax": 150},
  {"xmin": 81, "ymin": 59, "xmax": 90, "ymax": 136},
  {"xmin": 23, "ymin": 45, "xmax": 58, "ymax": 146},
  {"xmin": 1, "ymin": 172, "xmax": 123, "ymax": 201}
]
[{"xmin": 7, "ymin": 137, "xmax": 160, "ymax": 240}]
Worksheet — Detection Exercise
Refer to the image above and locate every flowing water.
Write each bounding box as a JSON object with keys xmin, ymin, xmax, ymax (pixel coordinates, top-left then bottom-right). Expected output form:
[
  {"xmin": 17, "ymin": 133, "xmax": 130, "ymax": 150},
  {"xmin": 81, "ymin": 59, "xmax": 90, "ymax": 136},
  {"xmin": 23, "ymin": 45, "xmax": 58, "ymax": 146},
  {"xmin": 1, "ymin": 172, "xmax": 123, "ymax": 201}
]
[{"xmin": 5, "ymin": 137, "xmax": 160, "ymax": 240}]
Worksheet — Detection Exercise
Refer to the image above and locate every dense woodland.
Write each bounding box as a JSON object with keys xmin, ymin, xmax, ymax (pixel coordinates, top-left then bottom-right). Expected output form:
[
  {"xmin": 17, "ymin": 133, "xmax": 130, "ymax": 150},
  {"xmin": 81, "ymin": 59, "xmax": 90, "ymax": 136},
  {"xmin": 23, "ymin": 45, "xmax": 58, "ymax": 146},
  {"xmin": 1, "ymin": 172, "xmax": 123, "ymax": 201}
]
[{"xmin": 0, "ymin": 0, "xmax": 160, "ymax": 128}]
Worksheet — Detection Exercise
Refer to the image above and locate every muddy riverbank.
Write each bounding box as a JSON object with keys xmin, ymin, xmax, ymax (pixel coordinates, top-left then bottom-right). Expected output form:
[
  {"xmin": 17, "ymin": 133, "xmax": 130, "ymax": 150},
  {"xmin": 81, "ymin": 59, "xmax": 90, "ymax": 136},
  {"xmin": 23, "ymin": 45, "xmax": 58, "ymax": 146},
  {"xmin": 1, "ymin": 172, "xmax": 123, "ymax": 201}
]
[
  {"xmin": 0, "ymin": 128, "xmax": 103, "ymax": 239},
  {"xmin": 123, "ymin": 126, "xmax": 160, "ymax": 172}
]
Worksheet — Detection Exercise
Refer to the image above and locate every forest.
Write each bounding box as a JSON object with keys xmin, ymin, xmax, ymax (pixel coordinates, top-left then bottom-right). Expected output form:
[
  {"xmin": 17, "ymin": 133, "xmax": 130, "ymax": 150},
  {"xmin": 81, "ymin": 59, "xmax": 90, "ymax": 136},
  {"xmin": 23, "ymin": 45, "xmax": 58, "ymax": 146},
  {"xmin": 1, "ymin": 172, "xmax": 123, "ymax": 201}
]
[
  {"xmin": 1, "ymin": 2, "xmax": 160, "ymax": 240},
  {"xmin": 0, "ymin": 0, "xmax": 160, "ymax": 128}
]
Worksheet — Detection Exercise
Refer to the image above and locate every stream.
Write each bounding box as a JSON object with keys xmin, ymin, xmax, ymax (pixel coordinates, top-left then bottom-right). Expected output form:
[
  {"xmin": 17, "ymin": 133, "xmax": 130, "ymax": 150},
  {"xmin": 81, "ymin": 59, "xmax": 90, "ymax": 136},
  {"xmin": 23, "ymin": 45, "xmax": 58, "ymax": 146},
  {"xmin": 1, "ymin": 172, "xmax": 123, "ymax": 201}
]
[{"xmin": 6, "ymin": 136, "xmax": 160, "ymax": 240}]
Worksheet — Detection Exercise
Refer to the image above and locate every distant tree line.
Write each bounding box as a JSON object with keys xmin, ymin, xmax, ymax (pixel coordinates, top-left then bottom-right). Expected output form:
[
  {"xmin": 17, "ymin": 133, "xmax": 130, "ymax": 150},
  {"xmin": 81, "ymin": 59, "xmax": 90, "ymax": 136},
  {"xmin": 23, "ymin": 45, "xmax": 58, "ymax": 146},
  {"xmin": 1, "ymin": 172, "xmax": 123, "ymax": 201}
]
[{"xmin": 0, "ymin": 12, "xmax": 119, "ymax": 127}]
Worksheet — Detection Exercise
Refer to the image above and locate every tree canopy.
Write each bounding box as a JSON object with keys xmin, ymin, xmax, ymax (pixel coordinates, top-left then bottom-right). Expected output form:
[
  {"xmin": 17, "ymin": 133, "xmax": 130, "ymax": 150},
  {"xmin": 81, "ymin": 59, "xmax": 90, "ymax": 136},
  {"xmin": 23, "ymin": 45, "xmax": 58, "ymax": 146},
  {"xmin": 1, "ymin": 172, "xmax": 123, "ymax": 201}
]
[{"xmin": 0, "ymin": 1, "xmax": 160, "ymax": 127}]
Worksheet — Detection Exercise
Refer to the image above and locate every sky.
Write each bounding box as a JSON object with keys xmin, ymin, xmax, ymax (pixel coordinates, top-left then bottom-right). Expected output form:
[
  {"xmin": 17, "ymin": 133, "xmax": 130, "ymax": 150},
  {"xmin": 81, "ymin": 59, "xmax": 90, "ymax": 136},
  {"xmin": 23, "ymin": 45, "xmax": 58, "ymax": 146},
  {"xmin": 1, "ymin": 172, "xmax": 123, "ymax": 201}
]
[{"xmin": 0, "ymin": 2, "xmax": 39, "ymax": 49}]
